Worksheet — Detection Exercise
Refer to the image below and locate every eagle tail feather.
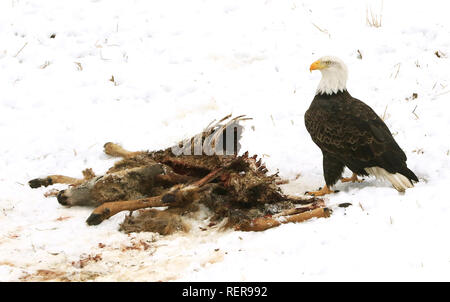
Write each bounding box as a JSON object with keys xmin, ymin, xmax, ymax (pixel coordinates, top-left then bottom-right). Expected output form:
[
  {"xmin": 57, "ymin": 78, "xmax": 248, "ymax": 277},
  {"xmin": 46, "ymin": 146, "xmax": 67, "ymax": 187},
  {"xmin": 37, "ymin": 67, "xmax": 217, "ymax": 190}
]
[{"xmin": 364, "ymin": 166, "xmax": 416, "ymax": 192}]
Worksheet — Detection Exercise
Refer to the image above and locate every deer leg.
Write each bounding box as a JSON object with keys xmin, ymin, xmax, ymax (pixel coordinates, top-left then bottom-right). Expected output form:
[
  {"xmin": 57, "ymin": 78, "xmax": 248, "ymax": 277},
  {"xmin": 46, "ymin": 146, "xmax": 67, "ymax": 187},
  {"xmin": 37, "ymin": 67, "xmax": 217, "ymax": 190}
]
[
  {"xmin": 86, "ymin": 167, "xmax": 224, "ymax": 225},
  {"xmin": 29, "ymin": 175, "xmax": 82, "ymax": 188},
  {"xmin": 86, "ymin": 195, "xmax": 166, "ymax": 226},
  {"xmin": 103, "ymin": 142, "xmax": 141, "ymax": 158},
  {"xmin": 236, "ymin": 207, "xmax": 331, "ymax": 232},
  {"xmin": 29, "ymin": 168, "xmax": 96, "ymax": 189}
]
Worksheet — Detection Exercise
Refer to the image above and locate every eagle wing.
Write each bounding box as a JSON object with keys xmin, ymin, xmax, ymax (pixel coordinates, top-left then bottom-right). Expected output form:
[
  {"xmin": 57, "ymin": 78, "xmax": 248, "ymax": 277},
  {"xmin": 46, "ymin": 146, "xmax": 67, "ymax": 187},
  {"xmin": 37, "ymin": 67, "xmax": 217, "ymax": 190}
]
[{"xmin": 305, "ymin": 94, "xmax": 408, "ymax": 175}]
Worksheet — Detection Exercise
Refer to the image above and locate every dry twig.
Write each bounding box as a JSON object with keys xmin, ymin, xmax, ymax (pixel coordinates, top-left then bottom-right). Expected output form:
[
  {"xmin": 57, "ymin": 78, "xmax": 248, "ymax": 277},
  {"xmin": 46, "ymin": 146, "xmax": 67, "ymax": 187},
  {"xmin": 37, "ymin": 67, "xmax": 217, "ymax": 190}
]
[{"xmin": 14, "ymin": 42, "xmax": 28, "ymax": 58}]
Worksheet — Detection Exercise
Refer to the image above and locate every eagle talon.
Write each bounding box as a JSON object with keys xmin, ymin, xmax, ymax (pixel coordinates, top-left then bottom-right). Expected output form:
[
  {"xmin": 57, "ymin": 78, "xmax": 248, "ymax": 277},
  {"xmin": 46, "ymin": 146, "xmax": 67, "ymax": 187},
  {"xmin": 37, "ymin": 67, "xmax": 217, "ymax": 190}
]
[
  {"xmin": 305, "ymin": 185, "xmax": 334, "ymax": 197},
  {"xmin": 341, "ymin": 173, "xmax": 364, "ymax": 183}
]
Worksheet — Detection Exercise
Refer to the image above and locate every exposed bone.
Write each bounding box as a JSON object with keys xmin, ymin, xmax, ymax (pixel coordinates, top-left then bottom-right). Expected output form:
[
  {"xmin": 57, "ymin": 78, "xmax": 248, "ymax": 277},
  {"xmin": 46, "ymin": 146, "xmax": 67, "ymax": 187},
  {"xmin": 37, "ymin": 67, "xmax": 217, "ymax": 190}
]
[
  {"xmin": 191, "ymin": 166, "xmax": 224, "ymax": 187},
  {"xmin": 208, "ymin": 115, "xmax": 248, "ymax": 149},
  {"xmin": 203, "ymin": 115, "xmax": 248, "ymax": 155},
  {"xmin": 272, "ymin": 199, "xmax": 325, "ymax": 218},
  {"xmin": 285, "ymin": 195, "xmax": 323, "ymax": 205},
  {"xmin": 236, "ymin": 207, "xmax": 331, "ymax": 232},
  {"xmin": 202, "ymin": 113, "xmax": 234, "ymax": 137},
  {"xmin": 154, "ymin": 172, "xmax": 198, "ymax": 186}
]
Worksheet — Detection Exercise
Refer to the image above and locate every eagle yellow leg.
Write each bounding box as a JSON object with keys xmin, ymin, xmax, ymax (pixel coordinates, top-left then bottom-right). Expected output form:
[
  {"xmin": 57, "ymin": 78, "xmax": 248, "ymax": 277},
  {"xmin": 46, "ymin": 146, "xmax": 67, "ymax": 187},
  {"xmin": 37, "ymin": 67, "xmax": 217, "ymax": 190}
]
[
  {"xmin": 341, "ymin": 173, "xmax": 363, "ymax": 183},
  {"xmin": 306, "ymin": 185, "xmax": 334, "ymax": 197}
]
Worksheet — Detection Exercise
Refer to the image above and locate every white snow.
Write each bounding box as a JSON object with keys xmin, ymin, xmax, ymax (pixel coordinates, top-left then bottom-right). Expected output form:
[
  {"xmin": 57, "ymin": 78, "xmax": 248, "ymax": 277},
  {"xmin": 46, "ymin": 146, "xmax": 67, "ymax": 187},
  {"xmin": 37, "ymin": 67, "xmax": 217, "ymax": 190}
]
[{"xmin": 1, "ymin": 0, "xmax": 450, "ymax": 281}]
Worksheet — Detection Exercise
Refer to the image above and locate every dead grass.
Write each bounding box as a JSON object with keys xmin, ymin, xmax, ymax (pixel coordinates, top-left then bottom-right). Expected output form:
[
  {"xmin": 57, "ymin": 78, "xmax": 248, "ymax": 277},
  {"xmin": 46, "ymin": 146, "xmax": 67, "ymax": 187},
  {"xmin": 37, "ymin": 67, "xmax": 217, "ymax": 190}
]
[
  {"xmin": 14, "ymin": 42, "xmax": 28, "ymax": 58},
  {"xmin": 366, "ymin": 1, "xmax": 383, "ymax": 28},
  {"xmin": 390, "ymin": 63, "xmax": 401, "ymax": 79},
  {"xmin": 74, "ymin": 62, "xmax": 83, "ymax": 71},
  {"xmin": 311, "ymin": 22, "xmax": 331, "ymax": 38},
  {"xmin": 381, "ymin": 104, "xmax": 388, "ymax": 121},
  {"xmin": 20, "ymin": 269, "xmax": 102, "ymax": 282}
]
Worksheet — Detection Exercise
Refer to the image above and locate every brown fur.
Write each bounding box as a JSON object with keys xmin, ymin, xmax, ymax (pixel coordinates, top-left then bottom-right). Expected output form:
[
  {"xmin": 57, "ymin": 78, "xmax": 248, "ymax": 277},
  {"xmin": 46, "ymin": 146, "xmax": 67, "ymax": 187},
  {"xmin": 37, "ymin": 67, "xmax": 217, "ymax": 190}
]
[
  {"xmin": 120, "ymin": 207, "xmax": 196, "ymax": 235},
  {"xmin": 29, "ymin": 115, "xmax": 329, "ymax": 235}
]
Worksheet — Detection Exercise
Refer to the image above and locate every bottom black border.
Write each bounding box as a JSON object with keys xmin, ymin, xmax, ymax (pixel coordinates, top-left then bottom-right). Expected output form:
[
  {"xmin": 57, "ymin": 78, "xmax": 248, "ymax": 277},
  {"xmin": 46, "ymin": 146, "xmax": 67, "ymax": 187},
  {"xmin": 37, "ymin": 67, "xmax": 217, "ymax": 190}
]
[{"xmin": 1, "ymin": 282, "xmax": 449, "ymax": 300}]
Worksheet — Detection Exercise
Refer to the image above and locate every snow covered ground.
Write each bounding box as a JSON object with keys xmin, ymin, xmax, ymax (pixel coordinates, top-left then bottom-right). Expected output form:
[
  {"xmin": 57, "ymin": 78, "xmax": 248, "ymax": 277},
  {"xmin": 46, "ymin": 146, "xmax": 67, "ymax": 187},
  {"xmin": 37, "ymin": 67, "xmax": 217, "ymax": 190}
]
[{"xmin": 1, "ymin": 0, "xmax": 450, "ymax": 281}]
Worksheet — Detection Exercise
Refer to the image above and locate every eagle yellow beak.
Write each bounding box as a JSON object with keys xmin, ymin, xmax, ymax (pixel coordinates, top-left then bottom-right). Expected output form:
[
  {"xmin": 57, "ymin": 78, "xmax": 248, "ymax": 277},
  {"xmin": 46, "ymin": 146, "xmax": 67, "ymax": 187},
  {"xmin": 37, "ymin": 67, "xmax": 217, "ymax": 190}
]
[{"xmin": 310, "ymin": 60, "xmax": 325, "ymax": 72}]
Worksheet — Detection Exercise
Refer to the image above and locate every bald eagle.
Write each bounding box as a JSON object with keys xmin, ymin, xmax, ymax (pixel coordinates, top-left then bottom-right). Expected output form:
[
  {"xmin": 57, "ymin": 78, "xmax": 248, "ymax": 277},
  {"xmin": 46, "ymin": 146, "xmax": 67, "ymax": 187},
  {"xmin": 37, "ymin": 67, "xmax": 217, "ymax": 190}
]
[{"xmin": 305, "ymin": 56, "xmax": 418, "ymax": 196}]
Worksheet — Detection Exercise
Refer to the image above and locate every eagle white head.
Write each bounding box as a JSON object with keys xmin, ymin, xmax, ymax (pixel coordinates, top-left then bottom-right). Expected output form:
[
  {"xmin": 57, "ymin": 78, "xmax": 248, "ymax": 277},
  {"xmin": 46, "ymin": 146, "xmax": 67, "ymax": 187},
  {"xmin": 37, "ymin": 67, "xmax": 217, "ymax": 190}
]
[{"xmin": 310, "ymin": 56, "xmax": 348, "ymax": 95}]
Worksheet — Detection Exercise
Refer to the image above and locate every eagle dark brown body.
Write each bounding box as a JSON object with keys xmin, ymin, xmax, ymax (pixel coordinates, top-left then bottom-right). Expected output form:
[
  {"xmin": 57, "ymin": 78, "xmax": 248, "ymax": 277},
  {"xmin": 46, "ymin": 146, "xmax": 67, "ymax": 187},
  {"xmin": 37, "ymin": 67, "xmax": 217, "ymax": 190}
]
[{"xmin": 305, "ymin": 90, "xmax": 418, "ymax": 189}]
